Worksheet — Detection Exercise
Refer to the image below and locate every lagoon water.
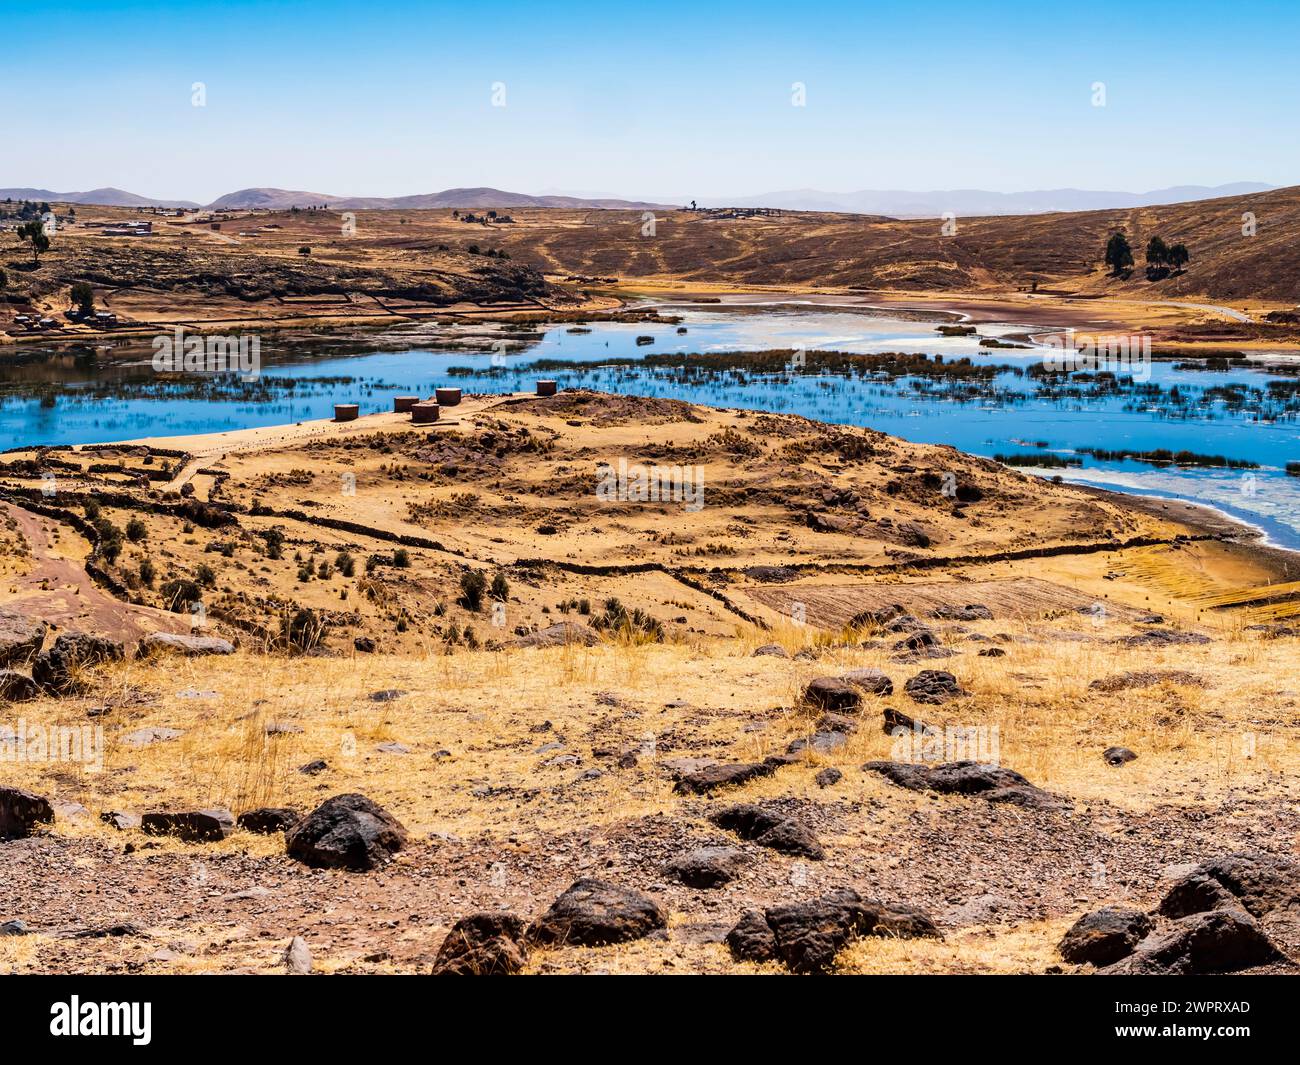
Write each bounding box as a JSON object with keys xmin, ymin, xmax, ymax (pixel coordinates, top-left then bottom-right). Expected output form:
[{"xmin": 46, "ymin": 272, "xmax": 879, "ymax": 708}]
[{"xmin": 4, "ymin": 298, "xmax": 1300, "ymax": 547}]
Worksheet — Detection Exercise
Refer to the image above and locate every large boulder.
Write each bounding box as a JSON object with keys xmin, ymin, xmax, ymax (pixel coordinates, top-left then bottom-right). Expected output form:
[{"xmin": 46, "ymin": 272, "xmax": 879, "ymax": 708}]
[
  {"xmin": 709, "ymin": 804, "xmax": 824, "ymax": 859},
  {"xmin": 801, "ymin": 677, "xmax": 861, "ymax": 713},
  {"xmin": 141, "ymin": 808, "xmax": 234, "ymax": 842},
  {"xmin": 0, "ymin": 670, "xmax": 39, "ymax": 702},
  {"xmin": 726, "ymin": 908, "xmax": 778, "ymax": 962},
  {"xmin": 0, "ymin": 610, "xmax": 47, "ymax": 668},
  {"xmin": 672, "ymin": 760, "xmax": 781, "ymax": 795},
  {"xmin": 663, "ymin": 846, "xmax": 747, "ymax": 889},
  {"xmin": 840, "ymin": 668, "xmax": 894, "ymax": 696},
  {"xmin": 862, "ymin": 760, "xmax": 1060, "ymax": 808},
  {"xmin": 1104, "ymin": 909, "xmax": 1280, "ymax": 975},
  {"xmin": 285, "ymin": 793, "xmax": 407, "ymax": 871},
  {"xmin": 1158, "ymin": 851, "xmax": 1300, "ymax": 956},
  {"xmin": 136, "ymin": 632, "xmax": 235, "ymax": 658},
  {"xmin": 903, "ymin": 669, "xmax": 966, "ymax": 704},
  {"xmin": 0, "ymin": 786, "xmax": 54, "ymax": 840},
  {"xmin": 32, "ymin": 633, "xmax": 124, "ymax": 695},
  {"xmin": 732, "ymin": 888, "xmax": 939, "ymax": 973},
  {"xmin": 1058, "ymin": 906, "xmax": 1154, "ymax": 966},
  {"xmin": 432, "ymin": 913, "xmax": 529, "ymax": 975},
  {"xmin": 528, "ymin": 879, "xmax": 667, "ymax": 947}
]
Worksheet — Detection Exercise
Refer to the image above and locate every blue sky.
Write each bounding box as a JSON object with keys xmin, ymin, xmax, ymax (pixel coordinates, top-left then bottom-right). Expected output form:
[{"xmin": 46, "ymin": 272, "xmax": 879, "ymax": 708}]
[{"xmin": 7, "ymin": 0, "xmax": 1298, "ymax": 202}]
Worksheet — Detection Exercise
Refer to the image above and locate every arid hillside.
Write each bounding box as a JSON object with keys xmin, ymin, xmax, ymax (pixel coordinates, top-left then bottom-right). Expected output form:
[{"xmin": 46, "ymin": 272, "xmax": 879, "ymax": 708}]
[{"xmin": 2, "ymin": 391, "xmax": 1299, "ymax": 977}]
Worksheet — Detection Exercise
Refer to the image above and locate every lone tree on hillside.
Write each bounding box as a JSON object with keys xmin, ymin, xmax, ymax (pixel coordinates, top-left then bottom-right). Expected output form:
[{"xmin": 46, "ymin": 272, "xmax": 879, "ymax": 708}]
[
  {"xmin": 16, "ymin": 219, "xmax": 50, "ymax": 264},
  {"xmin": 1168, "ymin": 242, "xmax": 1190, "ymax": 272},
  {"xmin": 70, "ymin": 281, "xmax": 94, "ymax": 315},
  {"xmin": 1104, "ymin": 231, "xmax": 1133, "ymax": 275}
]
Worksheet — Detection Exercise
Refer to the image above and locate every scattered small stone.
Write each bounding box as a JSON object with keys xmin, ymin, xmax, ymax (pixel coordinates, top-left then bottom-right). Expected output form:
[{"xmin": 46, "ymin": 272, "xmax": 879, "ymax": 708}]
[
  {"xmin": 977, "ymin": 647, "xmax": 1006, "ymax": 658},
  {"xmin": 299, "ymin": 759, "xmax": 328, "ymax": 775},
  {"xmin": 376, "ymin": 741, "xmax": 410, "ymax": 755},
  {"xmin": 752, "ymin": 644, "xmax": 789, "ymax": 658},
  {"xmin": 815, "ymin": 767, "xmax": 843, "ymax": 788},
  {"xmin": 119, "ymin": 727, "xmax": 185, "ymax": 747},
  {"xmin": 1090, "ymin": 670, "xmax": 1204, "ymax": 692},
  {"xmin": 369, "ymin": 689, "xmax": 406, "ymax": 702}
]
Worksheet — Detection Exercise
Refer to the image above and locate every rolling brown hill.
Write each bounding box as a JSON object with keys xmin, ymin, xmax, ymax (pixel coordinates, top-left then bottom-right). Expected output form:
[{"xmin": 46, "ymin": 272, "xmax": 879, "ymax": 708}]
[{"xmin": 452, "ymin": 185, "xmax": 1299, "ymax": 301}]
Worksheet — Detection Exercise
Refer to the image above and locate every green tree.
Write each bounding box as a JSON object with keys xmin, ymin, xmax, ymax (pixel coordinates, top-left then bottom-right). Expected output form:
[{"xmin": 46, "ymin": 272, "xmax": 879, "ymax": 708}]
[
  {"xmin": 70, "ymin": 281, "xmax": 95, "ymax": 315},
  {"xmin": 1168, "ymin": 243, "xmax": 1190, "ymax": 272},
  {"xmin": 489, "ymin": 571, "xmax": 510, "ymax": 602},
  {"xmin": 125, "ymin": 516, "xmax": 147, "ymax": 542},
  {"xmin": 1145, "ymin": 235, "xmax": 1169, "ymax": 267},
  {"xmin": 17, "ymin": 220, "xmax": 50, "ymax": 264},
  {"xmin": 458, "ymin": 569, "xmax": 486, "ymax": 611},
  {"xmin": 1104, "ymin": 232, "xmax": 1133, "ymax": 275}
]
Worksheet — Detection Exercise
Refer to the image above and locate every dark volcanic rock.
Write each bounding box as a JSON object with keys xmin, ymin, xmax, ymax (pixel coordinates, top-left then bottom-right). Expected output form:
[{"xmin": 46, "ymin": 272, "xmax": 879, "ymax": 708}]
[
  {"xmin": 672, "ymin": 760, "xmax": 781, "ymax": 795},
  {"xmin": 136, "ymin": 632, "xmax": 235, "ymax": 657},
  {"xmin": 1058, "ymin": 906, "xmax": 1154, "ymax": 966},
  {"xmin": 141, "ymin": 808, "xmax": 234, "ymax": 842},
  {"xmin": 903, "ymin": 669, "xmax": 966, "ymax": 704},
  {"xmin": 752, "ymin": 643, "xmax": 790, "ymax": 658},
  {"xmin": 840, "ymin": 667, "xmax": 894, "ymax": 696},
  {"xmin": 0, "ymin": 670, "xmax": 39, "ymax": 701},
  {"xmin": 709, "ymin": 804, "xmax": 824, "ymax": 859},
  {"xmin": 931, "ymin": 603, "xmax": 993, "ymax": 621},
  {"xmin": 977, "ymin": 647, "xmax": 1006, "ymax": 658},
  {"xmin": 432, "ymin": 913, "xmax": 529, "ymax": 975},
  {"xmin": 815, "ymin": 767, "xmax": 843, "ymax": 788},
  {"xmin": 1159, "ymin": 851, "xmax": 1300, "ymax": 954},
  {"xmin": 0, "ymin": 786, "xmax": 54, "ymax": 841},
  {"xmin": 664, "ymin": 846, "xmax": 747, "ymax": 888},
  {"xmin": 1104, "ymin": 746, "xmax": 1138, "ymax": 766},
  {"xmin": 285, "ymin": 793, "xmax": 407, "ymax": 871},
  {"xmin": 862, "ymin": 760, "xmax": 1060, "ymax": 808},
  {"xmin": 763, "ymin": 888, "xmax": 940, "ymax": 973},
  {"xmin": 726, "ymin": 908, "xmax": 778, "ymax": 962},
  {"xmin": 801, "ymin": 676, "xmax": 862, "ymax": 712},
  {"xmin": 237, "ymin": 807, "xmax": 302, "ymax": 834},
  {"xmin": 0, "ymin": 610, "xmax": 47, "ymax": 667},
  {"xmin": 529, "ymin": 878, "xmax": 667, "ymax": 946},
  {"xmin": 882, "ymin": 706, "xmax": 936, "ymax": 735},
  {"xmin": 353, "ymin": 636, "xmax": 376, "ymax": 653},
  {"xmin": 32, "ymin": 633, "xmax": 124, "ymax": 695},
  {"xmin": 1105, "ymin": 909, "xmax": 1280, "ymax": 975}
]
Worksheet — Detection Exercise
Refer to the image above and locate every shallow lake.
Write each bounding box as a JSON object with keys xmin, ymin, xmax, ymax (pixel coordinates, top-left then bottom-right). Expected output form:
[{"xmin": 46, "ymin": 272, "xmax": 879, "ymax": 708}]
[{"xmin": 4, "ymin": 298, "xmax": 1300, "ymax": 548}]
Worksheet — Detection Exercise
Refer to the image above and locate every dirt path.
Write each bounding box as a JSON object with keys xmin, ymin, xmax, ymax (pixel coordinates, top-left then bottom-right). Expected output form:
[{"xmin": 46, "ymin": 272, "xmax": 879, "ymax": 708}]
[{"xmin": 0, "ymin": 501, "xmax": 190, "ymax": 645}]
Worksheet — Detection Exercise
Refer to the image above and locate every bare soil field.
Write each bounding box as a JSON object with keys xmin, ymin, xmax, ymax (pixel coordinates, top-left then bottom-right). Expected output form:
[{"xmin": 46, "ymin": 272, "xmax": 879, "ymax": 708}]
[{"xmin": 2, "ymin": 390, "xmax": 1298, "ymax": 976}]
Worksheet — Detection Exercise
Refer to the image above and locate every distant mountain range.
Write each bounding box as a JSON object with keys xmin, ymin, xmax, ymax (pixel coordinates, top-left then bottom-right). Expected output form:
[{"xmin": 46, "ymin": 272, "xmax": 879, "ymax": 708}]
[
  {"xmin": 0, "ymin": 185, "xmax": 671, "ymax": 212},
  {"xmin": 0, "ymin": 182, "xmax": 1279, "ymax": 217},
  {"xmin": 0, "ymin": 186, "xmax": 201, "ymax": 209},
  {"xmin": 694, "ymin": 183, "xmax": 1276, "ymax": 216}
]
